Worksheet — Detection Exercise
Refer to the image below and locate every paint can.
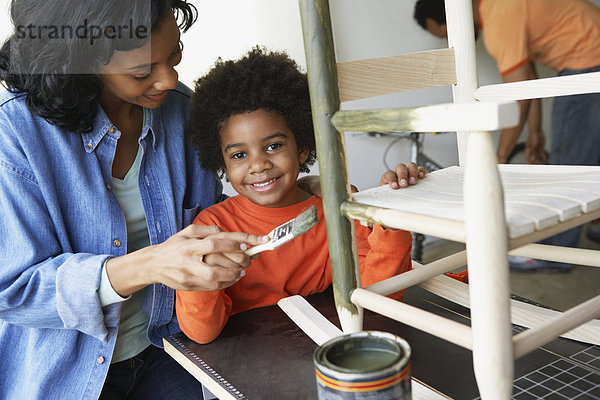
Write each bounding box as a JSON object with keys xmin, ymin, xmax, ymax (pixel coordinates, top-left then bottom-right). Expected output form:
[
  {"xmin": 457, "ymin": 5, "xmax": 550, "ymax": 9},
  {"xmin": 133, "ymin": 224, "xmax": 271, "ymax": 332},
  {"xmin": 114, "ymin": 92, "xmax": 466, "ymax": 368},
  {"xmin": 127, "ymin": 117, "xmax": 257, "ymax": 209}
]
[{"xmin": 313, "ymin": 330, "xmax": 412, "ymax": 399}]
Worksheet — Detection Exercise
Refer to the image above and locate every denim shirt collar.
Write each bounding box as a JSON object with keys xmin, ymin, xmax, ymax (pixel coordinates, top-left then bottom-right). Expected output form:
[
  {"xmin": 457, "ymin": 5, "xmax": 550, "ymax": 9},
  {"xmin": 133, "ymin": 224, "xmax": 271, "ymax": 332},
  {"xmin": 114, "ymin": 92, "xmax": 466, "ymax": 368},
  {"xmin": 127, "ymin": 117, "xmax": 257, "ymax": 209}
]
[
  {"xmin": 142, "ymin": 107, "xmax": 159, "ymax": 150},
  {"xmin": 81, "ymin": 105, "xmax": 158, "ymax": 153}
]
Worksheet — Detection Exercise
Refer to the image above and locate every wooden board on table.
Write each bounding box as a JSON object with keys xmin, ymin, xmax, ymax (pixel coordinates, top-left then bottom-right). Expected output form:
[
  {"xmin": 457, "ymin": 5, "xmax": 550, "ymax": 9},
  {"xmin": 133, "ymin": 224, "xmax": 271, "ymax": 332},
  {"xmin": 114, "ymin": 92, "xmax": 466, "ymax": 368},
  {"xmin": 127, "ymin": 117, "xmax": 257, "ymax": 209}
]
[{"xmin": 417, "ymin": 270, "xmax": 600, "ymax": 346}]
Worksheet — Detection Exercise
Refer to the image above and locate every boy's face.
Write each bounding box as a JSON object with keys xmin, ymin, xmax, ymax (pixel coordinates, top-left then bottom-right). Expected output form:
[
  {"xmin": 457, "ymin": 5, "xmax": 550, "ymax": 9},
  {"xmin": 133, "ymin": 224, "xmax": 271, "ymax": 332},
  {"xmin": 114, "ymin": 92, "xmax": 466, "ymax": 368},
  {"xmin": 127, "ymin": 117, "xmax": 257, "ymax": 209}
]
[{"xmin": 220, "ymin": 109, "xmax": 310, "ymax": 208}]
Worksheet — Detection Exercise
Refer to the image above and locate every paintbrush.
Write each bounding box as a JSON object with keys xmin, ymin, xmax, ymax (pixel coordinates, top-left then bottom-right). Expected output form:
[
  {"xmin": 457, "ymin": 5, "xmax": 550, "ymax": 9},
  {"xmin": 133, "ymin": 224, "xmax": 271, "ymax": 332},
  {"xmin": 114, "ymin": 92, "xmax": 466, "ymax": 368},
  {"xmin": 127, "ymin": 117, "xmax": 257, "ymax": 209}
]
[{"xmin": 244, "ymin": 206, "xmax": 319, "ymax": 256}]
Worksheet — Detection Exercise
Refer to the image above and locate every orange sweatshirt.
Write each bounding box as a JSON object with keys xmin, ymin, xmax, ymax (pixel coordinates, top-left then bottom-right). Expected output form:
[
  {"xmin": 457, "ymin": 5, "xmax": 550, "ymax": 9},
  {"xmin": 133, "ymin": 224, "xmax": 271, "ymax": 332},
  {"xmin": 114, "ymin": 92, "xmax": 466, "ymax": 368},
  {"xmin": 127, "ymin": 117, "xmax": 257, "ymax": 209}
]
[{"xmin": 176, "ymin": 195, "xmax": 412, "ymax": 344}]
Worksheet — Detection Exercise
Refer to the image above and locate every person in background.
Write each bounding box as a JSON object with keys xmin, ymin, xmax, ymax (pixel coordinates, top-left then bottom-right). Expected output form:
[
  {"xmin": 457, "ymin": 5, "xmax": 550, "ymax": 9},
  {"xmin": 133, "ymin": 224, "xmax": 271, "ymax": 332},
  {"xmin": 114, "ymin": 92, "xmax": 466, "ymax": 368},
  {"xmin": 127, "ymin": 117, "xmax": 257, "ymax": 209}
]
[
  {"xmin": 176, "ymin": 47, "xmax": 424, "ymax": 344},
  {"xmin": 414, "ymin": 0, "xmax": 600, "ymax": 270},
  {"xmin": 0, "ymin": 1, "xmax": 278, "ymax": 398}
]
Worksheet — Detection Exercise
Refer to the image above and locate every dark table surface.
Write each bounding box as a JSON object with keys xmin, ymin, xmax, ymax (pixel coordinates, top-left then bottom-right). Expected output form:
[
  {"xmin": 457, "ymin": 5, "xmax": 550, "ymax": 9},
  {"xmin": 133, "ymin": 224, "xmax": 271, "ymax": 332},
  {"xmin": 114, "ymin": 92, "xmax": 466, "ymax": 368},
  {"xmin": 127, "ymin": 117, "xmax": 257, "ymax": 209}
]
[{"xmin": 165, "ymin": 286, "xmax": 600, "ymax": 399}]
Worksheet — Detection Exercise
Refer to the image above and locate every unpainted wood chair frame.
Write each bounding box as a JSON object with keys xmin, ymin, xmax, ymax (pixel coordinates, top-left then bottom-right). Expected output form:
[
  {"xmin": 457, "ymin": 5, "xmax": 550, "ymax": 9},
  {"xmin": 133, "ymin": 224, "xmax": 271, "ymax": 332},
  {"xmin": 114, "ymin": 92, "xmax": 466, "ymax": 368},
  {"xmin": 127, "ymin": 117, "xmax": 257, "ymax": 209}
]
[{"xmin": 298, "ymin": 0, "xmax": 600, "ymax": 398}]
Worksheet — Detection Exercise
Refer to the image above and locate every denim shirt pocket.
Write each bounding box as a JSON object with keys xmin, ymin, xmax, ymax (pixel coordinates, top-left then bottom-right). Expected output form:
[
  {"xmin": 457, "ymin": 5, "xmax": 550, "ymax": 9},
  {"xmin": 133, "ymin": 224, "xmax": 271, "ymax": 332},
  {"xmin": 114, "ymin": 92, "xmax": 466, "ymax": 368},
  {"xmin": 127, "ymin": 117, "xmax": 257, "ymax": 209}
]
[{"xmin": 182, "ymin": 203, "xmax": 202, "ymax": 227}]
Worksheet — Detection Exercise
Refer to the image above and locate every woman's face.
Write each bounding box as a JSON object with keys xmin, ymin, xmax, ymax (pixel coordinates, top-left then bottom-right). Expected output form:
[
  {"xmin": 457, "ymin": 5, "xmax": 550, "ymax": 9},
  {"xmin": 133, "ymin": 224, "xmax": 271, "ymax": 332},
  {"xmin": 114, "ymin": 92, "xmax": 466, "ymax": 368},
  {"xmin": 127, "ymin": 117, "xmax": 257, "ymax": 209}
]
[{"xmin": 97, "ymin": 12, "xmax": 182, "ymax": 109}]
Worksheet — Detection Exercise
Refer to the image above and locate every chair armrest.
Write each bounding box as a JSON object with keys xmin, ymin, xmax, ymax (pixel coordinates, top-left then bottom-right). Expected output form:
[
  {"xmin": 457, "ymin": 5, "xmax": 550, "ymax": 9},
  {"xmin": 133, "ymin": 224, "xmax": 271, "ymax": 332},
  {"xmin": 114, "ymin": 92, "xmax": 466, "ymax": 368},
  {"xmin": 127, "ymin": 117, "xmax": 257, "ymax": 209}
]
[{"xmin": 331, "ymin": 101, "xmax": 519, "ymax": 133}]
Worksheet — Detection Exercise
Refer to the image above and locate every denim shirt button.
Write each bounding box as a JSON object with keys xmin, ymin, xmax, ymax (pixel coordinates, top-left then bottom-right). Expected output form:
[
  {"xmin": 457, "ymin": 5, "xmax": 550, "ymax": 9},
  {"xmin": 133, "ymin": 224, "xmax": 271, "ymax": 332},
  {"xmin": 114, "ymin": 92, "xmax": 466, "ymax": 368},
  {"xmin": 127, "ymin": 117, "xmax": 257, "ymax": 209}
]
[
  {"xmin": 113, "ymin": 239, "xmax": 121, "ymax": 247},
  {"xmin": 108, "ymin": 126, "xmax": 116, "ymax": 134},
  {"xmin": 96, "ymin": 356, "xmax": 105, "ymax": 364},
  {"xmin": 105, "ymin": 183, "xmax": 112, "ymax": 191},
  {"xmin": 87, "ymin": 142, "xmax": 93, "ymax": 149}
]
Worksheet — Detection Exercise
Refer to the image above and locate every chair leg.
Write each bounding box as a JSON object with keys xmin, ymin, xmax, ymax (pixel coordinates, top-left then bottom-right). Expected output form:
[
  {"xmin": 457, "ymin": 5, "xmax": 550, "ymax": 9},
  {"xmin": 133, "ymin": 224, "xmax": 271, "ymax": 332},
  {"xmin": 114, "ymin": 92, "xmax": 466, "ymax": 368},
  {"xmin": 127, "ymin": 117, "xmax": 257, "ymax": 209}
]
[
  {"xmin": 299, "ymin": 0, "xmax": 363, "ymax": 333},
  {"xmin": 464, "ymin": 132, "xmax": 513, "ymax": 399}
]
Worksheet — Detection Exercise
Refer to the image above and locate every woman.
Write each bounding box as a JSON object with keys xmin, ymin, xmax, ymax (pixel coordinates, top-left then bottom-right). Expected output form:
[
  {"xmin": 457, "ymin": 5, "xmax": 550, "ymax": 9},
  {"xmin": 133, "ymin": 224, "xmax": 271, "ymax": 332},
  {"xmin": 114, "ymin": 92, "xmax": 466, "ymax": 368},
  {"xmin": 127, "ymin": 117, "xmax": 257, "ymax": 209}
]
[{"xmin": 0, "ymin": 1, "xmax": 266, "ymax": 398}]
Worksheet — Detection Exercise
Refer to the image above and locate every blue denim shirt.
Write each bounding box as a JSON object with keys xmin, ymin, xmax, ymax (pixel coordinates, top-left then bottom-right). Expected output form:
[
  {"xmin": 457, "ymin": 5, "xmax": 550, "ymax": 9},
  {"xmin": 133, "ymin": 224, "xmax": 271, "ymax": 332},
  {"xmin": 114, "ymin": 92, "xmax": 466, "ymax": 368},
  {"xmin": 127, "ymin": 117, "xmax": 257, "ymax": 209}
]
[{"xmin": 0, "ymin": 83, "xmax": 223, "ymax": 399}]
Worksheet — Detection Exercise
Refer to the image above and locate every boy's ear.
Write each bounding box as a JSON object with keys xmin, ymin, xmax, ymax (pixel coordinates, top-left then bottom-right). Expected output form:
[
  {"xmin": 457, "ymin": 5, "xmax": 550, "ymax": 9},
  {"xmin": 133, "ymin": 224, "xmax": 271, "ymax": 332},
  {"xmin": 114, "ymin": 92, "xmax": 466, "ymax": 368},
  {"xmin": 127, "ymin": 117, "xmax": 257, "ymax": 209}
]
[
  {"xmin": 221, "ymin": 168, "xmax": 230, "ymax": 182},
  {"xmin": 298, "ymin": 147, "xmax": 310, "ymax": 165}
]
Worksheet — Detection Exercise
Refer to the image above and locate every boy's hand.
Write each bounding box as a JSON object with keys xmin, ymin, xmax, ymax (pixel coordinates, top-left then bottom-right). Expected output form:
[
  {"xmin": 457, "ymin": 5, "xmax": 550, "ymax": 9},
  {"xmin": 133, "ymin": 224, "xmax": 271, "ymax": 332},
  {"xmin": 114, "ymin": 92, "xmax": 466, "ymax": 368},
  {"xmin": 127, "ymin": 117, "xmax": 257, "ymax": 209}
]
[{"xmin": 380, "ymin": 162, "xmax": 426, "ymax": 189}]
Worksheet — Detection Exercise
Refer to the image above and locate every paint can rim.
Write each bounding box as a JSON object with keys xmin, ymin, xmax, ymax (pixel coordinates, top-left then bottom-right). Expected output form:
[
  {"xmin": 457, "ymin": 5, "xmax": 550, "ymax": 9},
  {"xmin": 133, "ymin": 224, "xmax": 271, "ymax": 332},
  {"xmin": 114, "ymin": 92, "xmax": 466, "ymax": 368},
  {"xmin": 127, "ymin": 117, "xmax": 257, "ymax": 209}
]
[{"xmin": 314, "ymin": 330, "xmax": 411, "ymax": 379}]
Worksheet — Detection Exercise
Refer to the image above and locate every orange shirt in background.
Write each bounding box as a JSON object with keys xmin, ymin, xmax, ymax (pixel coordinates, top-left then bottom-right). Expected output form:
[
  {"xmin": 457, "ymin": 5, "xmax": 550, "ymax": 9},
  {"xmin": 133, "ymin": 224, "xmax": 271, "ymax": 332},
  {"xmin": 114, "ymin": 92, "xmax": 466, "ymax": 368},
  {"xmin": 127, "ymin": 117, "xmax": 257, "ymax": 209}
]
[
  {"xmin": 176, "ymin": 195, "xmax": 413, "ymax": 344},
  {"xmin": 479, "ymin": 0, "xmax": 600, "ymax": 75}
]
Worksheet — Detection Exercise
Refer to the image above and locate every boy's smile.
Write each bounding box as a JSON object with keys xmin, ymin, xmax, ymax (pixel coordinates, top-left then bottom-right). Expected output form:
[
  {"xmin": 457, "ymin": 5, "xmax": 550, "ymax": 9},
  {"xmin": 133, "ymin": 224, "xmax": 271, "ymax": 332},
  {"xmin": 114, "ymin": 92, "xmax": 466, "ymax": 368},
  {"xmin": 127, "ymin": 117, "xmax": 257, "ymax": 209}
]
[{"xmin": 220, "ymin": 109, "xmax": 311, "ymax": 208}]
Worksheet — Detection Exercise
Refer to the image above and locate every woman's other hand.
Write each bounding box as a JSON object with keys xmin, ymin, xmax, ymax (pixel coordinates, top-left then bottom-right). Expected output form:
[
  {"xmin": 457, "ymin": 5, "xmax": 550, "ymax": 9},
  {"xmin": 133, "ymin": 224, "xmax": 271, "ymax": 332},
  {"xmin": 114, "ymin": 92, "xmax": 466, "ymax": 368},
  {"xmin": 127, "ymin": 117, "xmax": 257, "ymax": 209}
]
[{"xmin": 297, "ymin": 175, "xmax": 358, "ymax": 196}]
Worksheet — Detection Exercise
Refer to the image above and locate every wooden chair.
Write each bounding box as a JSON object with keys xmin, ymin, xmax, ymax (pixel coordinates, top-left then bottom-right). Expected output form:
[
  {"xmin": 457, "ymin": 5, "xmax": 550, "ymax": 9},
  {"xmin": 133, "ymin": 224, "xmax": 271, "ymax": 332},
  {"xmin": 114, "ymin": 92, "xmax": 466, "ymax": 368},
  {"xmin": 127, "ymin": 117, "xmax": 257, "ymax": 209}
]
[{"xmin": 297, "ymin": 0, "xmax": 600, "ymax": 398}]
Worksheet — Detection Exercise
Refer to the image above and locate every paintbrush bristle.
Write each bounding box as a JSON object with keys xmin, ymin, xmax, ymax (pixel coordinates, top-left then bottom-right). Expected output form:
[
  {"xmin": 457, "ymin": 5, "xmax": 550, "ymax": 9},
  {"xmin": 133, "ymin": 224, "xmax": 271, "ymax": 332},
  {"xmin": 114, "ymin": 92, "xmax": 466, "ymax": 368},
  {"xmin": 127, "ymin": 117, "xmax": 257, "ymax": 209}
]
[{"xmin": 291, "ymin": 206, "xmax": 319, "ymax": 237}]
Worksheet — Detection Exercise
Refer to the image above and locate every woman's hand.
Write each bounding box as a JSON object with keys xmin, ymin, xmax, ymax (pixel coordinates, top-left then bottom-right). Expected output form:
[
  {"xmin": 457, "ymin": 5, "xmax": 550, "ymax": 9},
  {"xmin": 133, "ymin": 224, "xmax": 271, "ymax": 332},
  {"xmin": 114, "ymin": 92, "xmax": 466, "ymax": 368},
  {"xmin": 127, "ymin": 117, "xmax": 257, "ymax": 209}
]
[
  {"xmin": 297, "ymin": 175, "xmax": 358, "ymax": 197},
  {"xmin": 380, "ymin": 162, "xmax": 426, "ymax": 189},
  {"xmin": 105, "ymin": 225, "xmax": 269, "ymax": 296},
  {"xmin": 297, "ymin": 175, "xmax": 322, "ymax": 197}
]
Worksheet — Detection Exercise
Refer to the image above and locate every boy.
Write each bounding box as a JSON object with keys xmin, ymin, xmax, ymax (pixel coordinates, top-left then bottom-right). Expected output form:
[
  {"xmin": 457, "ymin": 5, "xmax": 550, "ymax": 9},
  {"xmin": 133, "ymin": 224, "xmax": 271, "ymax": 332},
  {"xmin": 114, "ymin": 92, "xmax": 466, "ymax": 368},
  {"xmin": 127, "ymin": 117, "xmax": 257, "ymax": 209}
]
[{"xmin": 177, "ymin": 47, "xmax": 422, "ymax": 344}]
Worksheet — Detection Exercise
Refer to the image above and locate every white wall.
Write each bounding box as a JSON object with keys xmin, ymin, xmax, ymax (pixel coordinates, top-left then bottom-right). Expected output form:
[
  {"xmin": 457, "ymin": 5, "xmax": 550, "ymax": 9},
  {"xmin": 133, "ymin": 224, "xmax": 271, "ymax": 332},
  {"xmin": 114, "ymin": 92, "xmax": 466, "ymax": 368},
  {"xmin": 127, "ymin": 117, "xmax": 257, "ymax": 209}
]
[
  {"xmin": 2, "ymin": 0, "xmax": 597, "ymax": 194},
  {"xmin": 176, "ymin": 0, "xmax": 306, "ymax": 87}
]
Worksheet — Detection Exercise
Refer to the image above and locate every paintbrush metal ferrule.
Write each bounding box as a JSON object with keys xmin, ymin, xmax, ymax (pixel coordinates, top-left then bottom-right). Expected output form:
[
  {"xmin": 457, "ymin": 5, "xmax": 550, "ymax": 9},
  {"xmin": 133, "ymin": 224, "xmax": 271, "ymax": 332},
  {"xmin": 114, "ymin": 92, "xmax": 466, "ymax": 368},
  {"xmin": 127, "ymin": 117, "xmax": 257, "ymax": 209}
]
[
  {"xmin": 271, "ymin": 220, "xmax": 294, "ymax": 245},
  {"xmin": 244, "ymin": 206, "xmax": 318, "ymax": 256}
]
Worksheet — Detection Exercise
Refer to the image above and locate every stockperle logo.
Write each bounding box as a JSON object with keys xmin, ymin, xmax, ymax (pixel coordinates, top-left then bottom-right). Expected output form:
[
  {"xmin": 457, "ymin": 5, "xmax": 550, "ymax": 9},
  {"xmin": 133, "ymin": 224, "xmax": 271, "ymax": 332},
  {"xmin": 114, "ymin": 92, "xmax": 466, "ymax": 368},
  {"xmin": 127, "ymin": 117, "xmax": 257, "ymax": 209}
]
[{"xmin": 16, "ymin": 19, "xmax": 149, "ymax": 46}]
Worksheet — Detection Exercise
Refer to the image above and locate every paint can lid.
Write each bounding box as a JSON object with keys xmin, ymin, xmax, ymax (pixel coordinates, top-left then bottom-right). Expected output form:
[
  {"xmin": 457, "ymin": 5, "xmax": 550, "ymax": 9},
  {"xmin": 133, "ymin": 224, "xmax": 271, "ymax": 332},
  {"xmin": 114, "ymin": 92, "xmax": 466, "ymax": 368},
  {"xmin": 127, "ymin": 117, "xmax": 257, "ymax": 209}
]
[{"xmin": 314, "ymin": 330, "xmax": 411, "ymax": 376}]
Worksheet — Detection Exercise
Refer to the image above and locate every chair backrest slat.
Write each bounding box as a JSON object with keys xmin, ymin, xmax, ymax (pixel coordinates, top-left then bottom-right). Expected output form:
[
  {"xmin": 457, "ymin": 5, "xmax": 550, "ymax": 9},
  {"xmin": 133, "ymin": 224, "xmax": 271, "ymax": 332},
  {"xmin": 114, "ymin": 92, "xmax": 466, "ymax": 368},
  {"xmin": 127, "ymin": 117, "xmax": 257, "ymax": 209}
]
[{"xmin": 336, "ymin": 48, "xmax": 457, "ymax": 102}]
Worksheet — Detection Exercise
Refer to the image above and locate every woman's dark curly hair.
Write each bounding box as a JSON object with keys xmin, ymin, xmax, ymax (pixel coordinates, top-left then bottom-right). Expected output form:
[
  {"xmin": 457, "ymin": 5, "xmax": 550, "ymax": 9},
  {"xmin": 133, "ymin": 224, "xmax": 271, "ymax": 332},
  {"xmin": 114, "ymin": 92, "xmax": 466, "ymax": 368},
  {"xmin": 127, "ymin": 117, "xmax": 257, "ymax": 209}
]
[
  {"xmin": 414, "ymin": 0, "xmax": 446, "ymax": 30},
  {"xmin": 187, "ymin": 47, "xmax": 317, "ymax": 178},
  {"xmin": 0, "ymin": 0, "xmax": 197, "ymax": 134}
]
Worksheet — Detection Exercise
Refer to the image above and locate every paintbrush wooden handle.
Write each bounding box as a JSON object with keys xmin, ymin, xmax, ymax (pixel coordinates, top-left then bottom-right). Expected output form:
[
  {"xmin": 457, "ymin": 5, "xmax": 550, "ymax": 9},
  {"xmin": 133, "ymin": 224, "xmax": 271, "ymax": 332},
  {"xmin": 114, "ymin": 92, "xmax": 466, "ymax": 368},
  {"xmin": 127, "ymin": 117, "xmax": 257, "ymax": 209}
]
[{"xmin": 244, "ymin": 240, "xmax": 275, "ymax": 256}]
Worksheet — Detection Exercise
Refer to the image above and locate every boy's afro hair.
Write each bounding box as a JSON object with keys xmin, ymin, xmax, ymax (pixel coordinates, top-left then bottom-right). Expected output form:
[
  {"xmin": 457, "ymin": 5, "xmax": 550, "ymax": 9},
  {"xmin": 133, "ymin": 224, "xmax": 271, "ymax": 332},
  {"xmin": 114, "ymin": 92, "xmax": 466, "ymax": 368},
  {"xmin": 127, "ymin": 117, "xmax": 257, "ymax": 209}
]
[{"xmin": 187, "ymin": 46, "xmax": 317, "ymax": 177}]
